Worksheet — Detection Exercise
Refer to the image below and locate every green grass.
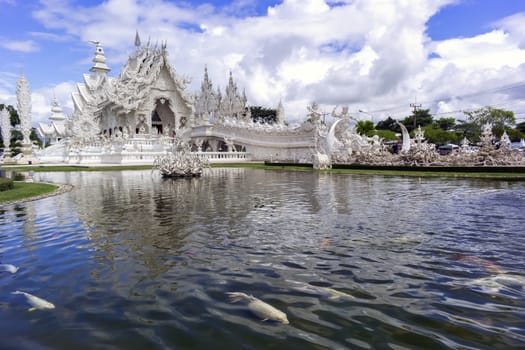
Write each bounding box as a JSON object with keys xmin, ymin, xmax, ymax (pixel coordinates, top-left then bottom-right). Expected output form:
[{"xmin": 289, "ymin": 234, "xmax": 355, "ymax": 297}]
[
  {"xmin": 0, "ymin": 182, "xmax": 59, "ymax": 204},
  {"xmin": 1, "ymin": 165, "xmax": 154, "ymax": 172},
  {"xmin": 2, "ymin": 162, "xmax": 525, "ymax": 180}
]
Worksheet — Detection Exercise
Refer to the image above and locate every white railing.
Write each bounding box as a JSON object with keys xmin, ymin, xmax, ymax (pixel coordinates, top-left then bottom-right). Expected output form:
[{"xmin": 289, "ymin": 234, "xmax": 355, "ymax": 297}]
[
  {"xmin": 196, "ymin": 152, "xmax": 249, "ymax": 162},
  {"xmin": 66, "ymin": 151, "xmax": 250, "ymax": 164}
]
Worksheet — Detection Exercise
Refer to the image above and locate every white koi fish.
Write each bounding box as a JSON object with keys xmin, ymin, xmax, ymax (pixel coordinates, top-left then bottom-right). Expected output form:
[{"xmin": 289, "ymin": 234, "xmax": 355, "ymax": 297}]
[
  {"xmin": 227, "ymin": 292, "xmax": 289, "ymax": 324},
  {"xmin": 0, "ymin": 264, "xmax": 19, "ymax": 273},
  {"xmin": 320, "ymin": 287, "xmax": 355, "ymax": 300},
  {"xmin": 12, "ymin": 291, "xmax": 55, "ymax": 311}
]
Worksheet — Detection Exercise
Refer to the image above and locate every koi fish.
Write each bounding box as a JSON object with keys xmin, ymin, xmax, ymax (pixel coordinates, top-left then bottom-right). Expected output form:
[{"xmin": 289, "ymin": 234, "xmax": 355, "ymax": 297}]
[
  {"xmin": 0, "ymin": 264, "xmax": 18, "ymax": 273},
  {"xmin": 12, "ymin": 291, "xmax": 55, "ymax": 311},
  {"xmin": 227, "ymin": 292, "xmax": 289, "ymax": 324}
]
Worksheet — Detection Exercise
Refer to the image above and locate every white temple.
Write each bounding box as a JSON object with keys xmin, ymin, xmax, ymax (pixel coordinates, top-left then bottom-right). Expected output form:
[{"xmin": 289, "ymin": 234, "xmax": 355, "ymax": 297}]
[
  {"xmin": 37, "ymin": 97, "xmax": 67, "ymax": 146},
  {"xmin": 27, "ymin": 34, "xmax": 525, "ymax": 167},
  {"xmin": 35, "ymin": 34, "xmax": 318, "ymax": 164}
]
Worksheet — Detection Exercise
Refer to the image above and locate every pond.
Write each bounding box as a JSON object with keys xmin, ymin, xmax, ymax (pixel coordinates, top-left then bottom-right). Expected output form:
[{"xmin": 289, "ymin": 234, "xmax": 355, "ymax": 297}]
[{"xmin": 1, "ymin": 168, "xmax": 524, "ymax": 349}]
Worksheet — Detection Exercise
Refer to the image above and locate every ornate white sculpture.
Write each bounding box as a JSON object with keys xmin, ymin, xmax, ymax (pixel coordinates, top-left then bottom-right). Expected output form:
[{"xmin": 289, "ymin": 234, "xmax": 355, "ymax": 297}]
[
  {"xmin": 16, "ymin": 74, "xmax": 32, "ymax": 146},
  {"xmin": 276, "ymin": 100, "xmax": 285, "ymax": 125},
  {"xmin": 37, "ymin": 97, "xmax": 67, "ymax": 146},
  {"xmin": 1, "ymin": 107, "xmax": 10, "ymax": 155},
  {"xmin": 153, "ymin": 129, "xmax": 208, "ymax": 177}
]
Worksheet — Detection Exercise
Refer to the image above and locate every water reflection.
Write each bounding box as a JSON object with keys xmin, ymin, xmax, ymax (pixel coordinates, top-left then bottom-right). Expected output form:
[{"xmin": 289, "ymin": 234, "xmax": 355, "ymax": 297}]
[{"xmin": 0, "ymin": 169, "xmax": 524, "ymax": 349}]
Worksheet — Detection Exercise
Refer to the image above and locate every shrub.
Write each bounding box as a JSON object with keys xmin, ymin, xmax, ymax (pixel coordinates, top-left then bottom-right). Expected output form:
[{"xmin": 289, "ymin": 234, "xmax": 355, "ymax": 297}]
[
  {"xmin": 0, "ymin": 177, "xmax": 14, "ymax": 192},
  {"xmin": 12, "ymin": 172, "xmax": 25, "ymax": 181}
]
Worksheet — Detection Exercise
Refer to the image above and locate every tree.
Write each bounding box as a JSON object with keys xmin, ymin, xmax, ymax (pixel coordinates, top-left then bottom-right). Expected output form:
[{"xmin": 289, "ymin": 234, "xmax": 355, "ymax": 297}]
[
  {"xmin": 0, "ymin": 104, "xmax": 42, "ymax": 154},
  {"xmin": 464, "ymin": 107, "xmax": 515, "ymax": 138},
  {"xmin": 356, "ymin": 120, "xmax": 375, "ymax": 137},
  {"xmin": 435, "ymin": 117, "xmax": 455, "ymax": 131},
  {"xmin": 374, "ymin": 129, "xmax": 398, "ymax": 141},
  {"xmin": 505, "ymin": 128, "xmax": 525, "ymax": 142},
  {"xmin": 455, "ymin": 120, "xmax": 481, "ymax": 143},
  {"xmin": 423, "ymin": 125, "xmax": 459, "ymax": 145},
  {"xmin": 375, "ymin": 116, "xmax": 400, "ymax": 133},
  {"xmin": 401, "ymin": 108, "xmax": 433, "ymax": 133},
  {"xmin": 250, "ymin": 106, "xmax": 276, "ymax": 124},
  {"xmin": 516, "ymin": 121, "xmax": 525, "ymax": 134}
]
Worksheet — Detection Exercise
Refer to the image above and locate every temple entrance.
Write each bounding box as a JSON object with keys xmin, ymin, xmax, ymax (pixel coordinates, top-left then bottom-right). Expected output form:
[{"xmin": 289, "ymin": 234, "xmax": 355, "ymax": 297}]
[{"xmin": 152, "ymin": 98, "xmax": 176, "ymax": 136}]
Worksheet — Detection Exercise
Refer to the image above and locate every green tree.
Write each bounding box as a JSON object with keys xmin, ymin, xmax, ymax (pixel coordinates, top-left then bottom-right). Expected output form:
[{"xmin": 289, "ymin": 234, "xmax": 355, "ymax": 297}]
[
  {"xmin": 0, "ymin": 104, "xmax": 42, "ymax": 154},
  {"xmin": 464, "ymin": 107, "xmax": 515, "ymax": 138},
  {"xmin": 401, "ymin": 108, "xmax": 433, "ymax": 132},
  {"xmin": 356, "ymin": 120, "xmax": 375, "ymax": 137},
  {"xmin": 422, "ymin": 125, "xmax": 459, "ymax": 145},
  {"xmin": 506, "ymin": 128, "xmax": 525, "ymax": 142},
  {"xmin": 516, "ymin": 121, "xmax": 525, "ymax": 134},
  {"xmin": 435, "ymin": 117, "xmax": 455, "ymax": 131},
  {"xmin": 250, "ymin": 106, "xmax": 277, "ymax": 124},
  {"xmin": 374, "ymin": 129, "xmax": 398, "ymax": 141},
  {"xmin": 455, "ymin": 120, "xmax": 481, "ymax": 143},
  {"xmin": 375, "ymin": 116, "xmax": 400, "ymax": 133}
]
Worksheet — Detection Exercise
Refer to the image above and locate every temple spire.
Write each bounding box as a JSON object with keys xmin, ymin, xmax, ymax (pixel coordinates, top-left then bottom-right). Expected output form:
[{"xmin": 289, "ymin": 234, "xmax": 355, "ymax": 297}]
[
  {"xmin": 134, "ymin": 30, "xmax": 141, "ymax": 47},
  {"xmin": 89, "ymin": 40, "xmax": 111, "ymax": 75},
  {"xmin": 49, "ymin": 96, "xmax": 66, "ymax": 122}
]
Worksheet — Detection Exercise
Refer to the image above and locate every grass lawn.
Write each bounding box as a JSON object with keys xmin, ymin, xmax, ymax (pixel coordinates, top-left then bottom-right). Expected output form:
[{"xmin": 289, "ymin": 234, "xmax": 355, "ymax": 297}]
[
  {"xmin": 0, "ymin": 182, "xmax": 59, "ymax": 204},
  {"xmin": 2, "ymin": 163, "xmax": 525, "ymax": 180}
]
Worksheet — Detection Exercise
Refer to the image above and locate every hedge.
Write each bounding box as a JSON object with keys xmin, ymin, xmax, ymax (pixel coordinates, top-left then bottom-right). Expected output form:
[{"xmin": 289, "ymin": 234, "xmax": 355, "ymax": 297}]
[{"xmin": 0, "ymin": 177, "xmax": 14, "ymax": 192}]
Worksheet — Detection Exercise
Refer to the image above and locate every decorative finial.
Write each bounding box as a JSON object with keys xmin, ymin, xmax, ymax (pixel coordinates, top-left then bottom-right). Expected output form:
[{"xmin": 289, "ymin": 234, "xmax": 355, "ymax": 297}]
[
  {"xmin": 134, "ymin": 30, "xmax": 141, "ymax": 47},
  {"xmin": 89, "ymin": 40, "xmax": 111, "ymax": 75}
]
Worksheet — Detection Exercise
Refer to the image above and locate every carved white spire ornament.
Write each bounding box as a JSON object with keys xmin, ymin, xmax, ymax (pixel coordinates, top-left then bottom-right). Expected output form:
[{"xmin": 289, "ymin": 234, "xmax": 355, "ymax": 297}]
[
  {"xmin": 89, "ymin": 40, "xmax": 111, "ymax": 75},
  {"xmin": 16, "ymin": 73, "xmax": 32, "ymax": 146},
  {"xmin": 1, "ymin": 107, "xmax": 11, "ymax": 154},
  {"xmin": 50, "ymin": 95, "xmax": 66, "ymax": 122},
  {"xmin": 276, "ymin": 99, "xmax": 285, "ymax": 124},
  {"xmin": 134, "ymin": 30, "xmax": 141, "ymax": 47}
]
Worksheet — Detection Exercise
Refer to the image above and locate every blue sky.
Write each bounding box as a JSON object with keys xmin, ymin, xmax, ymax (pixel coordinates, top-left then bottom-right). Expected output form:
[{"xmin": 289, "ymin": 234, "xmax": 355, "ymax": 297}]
[{"xmin": 1, "ymin": 0, "xmax": 524, "ymax": 125}]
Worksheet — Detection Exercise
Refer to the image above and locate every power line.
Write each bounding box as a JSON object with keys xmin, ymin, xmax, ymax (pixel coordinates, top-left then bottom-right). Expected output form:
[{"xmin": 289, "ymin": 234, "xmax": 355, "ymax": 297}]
[{"xmin": 365, "ymin": 79, "xmax": 525, "ymax": 116}]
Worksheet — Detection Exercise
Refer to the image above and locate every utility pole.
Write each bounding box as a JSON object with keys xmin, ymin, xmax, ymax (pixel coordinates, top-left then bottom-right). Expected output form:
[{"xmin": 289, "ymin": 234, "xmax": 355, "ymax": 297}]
[{"xmin": 410, "ymin": 98, "xmax": 421, "ymax": 130}]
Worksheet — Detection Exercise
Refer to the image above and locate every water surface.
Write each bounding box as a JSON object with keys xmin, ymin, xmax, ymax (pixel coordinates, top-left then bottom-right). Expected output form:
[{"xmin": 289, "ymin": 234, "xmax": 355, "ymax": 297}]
[{"xmin": 1, "ymin": 169, "xmax": 524, "ymax": 349}]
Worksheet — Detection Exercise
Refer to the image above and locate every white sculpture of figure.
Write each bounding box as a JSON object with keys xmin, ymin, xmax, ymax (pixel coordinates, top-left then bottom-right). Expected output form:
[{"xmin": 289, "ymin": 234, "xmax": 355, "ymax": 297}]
[
  {"xmin": 480, "ymin": 123, "xmax": 494, "ymax": 149},
  {"xmin": 1, "ymin": 107, "xmax": 10, "ymax": 155},
  {"xmin": 414, "ymin": 126, "xmax": 425, "ymax": 148},
  {"xmin": 306, "ymin": 102, "xmax": 322, "ymax": 124},
  {"xmin": 16, "ymin": 74, "xmax": 32, "ymax": 147},
  {"xmin": 500, "ymin": 131, "xmax": 511, "ymax": 149},
  {"xmin": 224, "ymin": 137, "xmax": 236, "ymax": 152},
  {"xmin": 332, "ymin": 105, "xmax": 354, "ymax": 123}
]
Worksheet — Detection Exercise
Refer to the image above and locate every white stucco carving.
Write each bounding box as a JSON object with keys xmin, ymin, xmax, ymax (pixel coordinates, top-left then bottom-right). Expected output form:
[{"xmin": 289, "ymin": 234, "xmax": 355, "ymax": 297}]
[
  {"xmin": 16, "ymin": 74, "xmax": 32, "ymax": 146},
  {"xmin": 1, "ymin": 107, "xmax": 10, "ymax": 154}
]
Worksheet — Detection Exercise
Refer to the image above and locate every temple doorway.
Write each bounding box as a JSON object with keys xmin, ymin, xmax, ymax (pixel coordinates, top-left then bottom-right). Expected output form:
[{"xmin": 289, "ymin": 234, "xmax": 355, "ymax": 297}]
[{"xmin": 152, "ymin": 98, "xmax": 176, "ymax": 135}]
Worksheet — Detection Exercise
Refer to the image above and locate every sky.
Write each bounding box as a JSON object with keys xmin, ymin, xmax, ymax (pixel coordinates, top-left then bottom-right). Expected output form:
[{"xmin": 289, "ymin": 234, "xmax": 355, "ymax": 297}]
[{"xmin": 0, "ymin": 0, "xmax": 524, "ymax": 127}]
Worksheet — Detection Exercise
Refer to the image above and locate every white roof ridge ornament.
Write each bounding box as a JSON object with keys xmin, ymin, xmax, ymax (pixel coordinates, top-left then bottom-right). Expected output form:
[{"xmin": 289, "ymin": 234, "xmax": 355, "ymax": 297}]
[{"xmin": 89, "ymin": 40, "xmax": 111, "ymax": 75}]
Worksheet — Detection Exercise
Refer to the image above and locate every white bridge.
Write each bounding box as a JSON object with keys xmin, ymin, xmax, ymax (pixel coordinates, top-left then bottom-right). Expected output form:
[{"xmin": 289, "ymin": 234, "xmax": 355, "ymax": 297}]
[{"xmin": 36, "ymin": 123, "xmax": 315, "ymax": 165}]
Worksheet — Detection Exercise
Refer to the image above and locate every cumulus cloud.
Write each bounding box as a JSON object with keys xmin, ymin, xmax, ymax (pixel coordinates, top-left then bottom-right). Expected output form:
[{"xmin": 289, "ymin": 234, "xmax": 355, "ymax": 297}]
[
  {"xmin": 0, "ymin": 39, "xmax": 39, "ymax": 52},
  {"xmin": 8, "ymin": 0, "xmax": 525, "ymax": 125},
  {"xmin": 31, "ymin": 82, "xmax": 76, "ymax": 125}
]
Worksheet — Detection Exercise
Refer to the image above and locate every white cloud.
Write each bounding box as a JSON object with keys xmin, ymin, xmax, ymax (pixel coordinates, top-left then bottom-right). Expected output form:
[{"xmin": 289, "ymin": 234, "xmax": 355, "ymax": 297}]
[
  {"xmin": 0, "ymin": 72, "xmax": 17, "ymax": 107},
  {"xmin": 17, "ymin": 0, "xmax": 525, "ymax": 125},
  {"xmin": 0, "ymin": 39, "xmax": 39, "ymax": 52},
  {"xmin": 495, "ymin": 12, "xmax": 525, "ymax": 47},
  {"xmin": 31, "ymin": 82, "xmax": 76, "ymax": 125}
]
